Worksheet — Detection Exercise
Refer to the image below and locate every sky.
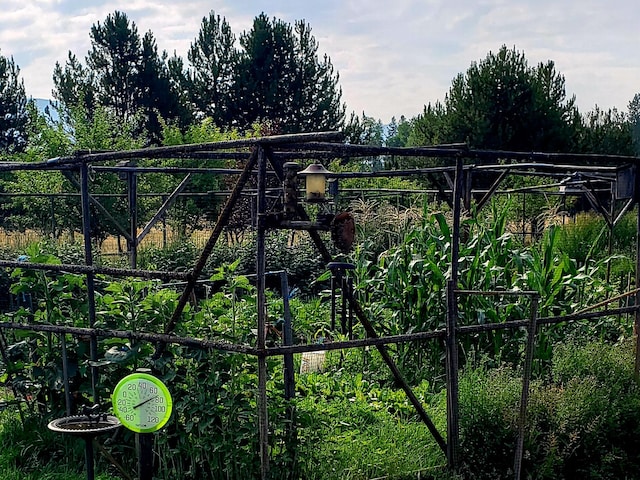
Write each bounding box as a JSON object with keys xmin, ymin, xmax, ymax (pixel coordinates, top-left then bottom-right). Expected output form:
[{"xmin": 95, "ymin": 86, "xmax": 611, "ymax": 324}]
[{"xmin": 1, "ymin": 0, "xmax": 638, "ymax": 122}]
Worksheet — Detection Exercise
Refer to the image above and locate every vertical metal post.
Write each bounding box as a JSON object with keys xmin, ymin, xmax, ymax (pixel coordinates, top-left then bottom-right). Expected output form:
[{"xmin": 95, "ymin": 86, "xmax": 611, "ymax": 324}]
[
  {"xmin": 341, "ymin": 277, "xmax": 348, "ymax": 334},
  {"xmin": 514, "ymin": 296, "xmax": 539, "ymax": 479},
  {"xmin": 50, "ymin": 196, "xmax": 56, "ymax": 238},
  {"xmin": 137, "ymin": 433, "xmax": 153, "ymax": 480},
  {"xmin": 348, "ymin": 277, "xmax": 354, "ymax": 340},
  {"xmin": 128, "ymin": 169, "xmax": 138, "ymax": 269},
  {"xmin": 635, "ymin": 203, "xmax": 640, "ymax": 379},
  {"xmin": 85, "ymin": 437, "xmax": 95, "ymax": 480},
  {"xmin": 61, "ymin": 334, "xmax": 71, "ymax": 416},
  {"xmin": 256, "ymin": 146, "xmax": 270, "ymax": 480},
  {"xmin": 330, "ymin": 275, "xmax": 336, "ymax": 331},
  {"xmin": 446, "ymin": 157, "xmax": 464, "ymax": 470},
  {"xmin": 161, "ymin": 195, "xmax": 168, "ymax": 249},
  {"xmin": 280, "ymin": 272, "xmax": 295, "ymax": 400},
  {"xmin": 522, "ymin": 193, "xmax": 526, "ymax": 240},
  {"xmin": 80, "ymin": 163, "xmax": 98, "ymax": 401},
  {"xmin": 281, "ymin": 271, "xmax": 297, "ymax": 478},
  {"xmin": 607, "ymin": 192, "xmax": 614, "ymax": 285}
]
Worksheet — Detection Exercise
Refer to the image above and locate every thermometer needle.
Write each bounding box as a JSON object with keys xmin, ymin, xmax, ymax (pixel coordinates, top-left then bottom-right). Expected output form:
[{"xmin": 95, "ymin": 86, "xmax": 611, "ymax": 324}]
[{"xmin": 133, "ymin": 395, "xmax": 158, "ymax": 409}]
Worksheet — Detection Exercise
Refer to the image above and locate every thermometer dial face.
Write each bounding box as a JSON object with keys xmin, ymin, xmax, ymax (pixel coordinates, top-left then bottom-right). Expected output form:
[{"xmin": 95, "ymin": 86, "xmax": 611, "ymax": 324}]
[{"xmin": 112, "ymin": 373, "xmax": 173, "ymax": 433}]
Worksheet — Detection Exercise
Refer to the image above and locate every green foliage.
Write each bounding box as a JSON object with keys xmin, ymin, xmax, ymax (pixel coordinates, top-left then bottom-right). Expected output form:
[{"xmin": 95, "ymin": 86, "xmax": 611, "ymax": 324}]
[
  {"xmin": 444, "ymin": 45, "xmax": 578, "ymax": 151},
  {"xmin": 158, "ymin": 119, "xmax": 258, "ymax": 237},
  {"xmin": 0, "ymin": 412, "xmax": 114, "ymax": 479},
  {"xmin": 575, "ymin": 106, "xmax": 634, "ymax": 155},
  {"xmin": 0, "ymin": 50, "xmax": 28, "ymax": 153},
  {"xmin": 343, "ymin": 112, "xmax": 385, "ymax": 146},
  {"xmin": 54, "ymin": 11, "xmax": 186, "ymax": 145},
  {"xmin": 555, "ymin": 211, "xmax": 636, "ymax": 280},
  {"xmin": 408, "ymin": 102, "xmax": 451, "ymax": 147},
  {"xmin": 9, "ymin": 243, "xmax": 87, "ymax": 326},
  {"xmin": 235, "ymin": 14, "xmax": 345, "ymax": 133},
  {"xmin": 138, "ymin": 240, "xmax": 200, "ymax": 273},
  {"xmin": 385, "ymin": 115, "xmax": 413, "ymax": 148},
  {"xmin": 458, "ymin": 366, "xmax": 522, "ymax": 479},
  {"xmin": 155, "ymin": 348, "xmax": 263, "ymax": 479},
  {"xmin": 458, "ymin": 340, "xmax": 640, "ymax": 479},
  {"xmin": 185, "ymin": 12, "xmax": 238, "ymax": 125},
  {"xmin": 356, "ymin": 200, "xmax": 618, "ymax": 383},
  {"xmin": 556, "ymin": 213, "xmax": 608, "ymax": 266},
  {"xmin": 295, "ymin": 372, "xmax": 446, "ymax": 479},
  {"xmin": 204, "ymin": 230, "xmax": 327, "ymax": 294}
]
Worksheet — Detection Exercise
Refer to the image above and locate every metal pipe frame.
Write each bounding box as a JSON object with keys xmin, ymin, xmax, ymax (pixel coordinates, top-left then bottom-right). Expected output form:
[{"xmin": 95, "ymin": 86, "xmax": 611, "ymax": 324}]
[{"xmin": 0, "ymin": 132, "xmax": 639, "ymax": 477}]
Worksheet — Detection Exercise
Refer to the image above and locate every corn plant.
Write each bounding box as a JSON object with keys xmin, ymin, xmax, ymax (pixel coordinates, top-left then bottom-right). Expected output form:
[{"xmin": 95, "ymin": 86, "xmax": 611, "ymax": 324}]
[{"xmin": 354, "ymin": 199, "xmax": 619, "ymax": 384}]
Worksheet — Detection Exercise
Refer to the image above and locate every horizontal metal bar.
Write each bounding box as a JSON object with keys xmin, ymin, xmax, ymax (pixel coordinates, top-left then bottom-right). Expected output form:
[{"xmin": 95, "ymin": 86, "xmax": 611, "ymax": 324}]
[
  {"xmin": 455, "ymin": 290, "xmax": 539, "ymax": 296},
  {"xmin": 0, "ymin": 260, "xmax": 191, "ymax": 281},
  {"xmin": 0, "ymin": 321, "xmax": 256, "ymax": 355}
]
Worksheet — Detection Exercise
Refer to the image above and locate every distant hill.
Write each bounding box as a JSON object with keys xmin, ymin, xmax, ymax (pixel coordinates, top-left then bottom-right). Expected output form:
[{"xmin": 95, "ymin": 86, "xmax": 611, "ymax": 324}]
[{"xmin": 32, "ymin": 98, "xmax": 60, "ymax": 122}]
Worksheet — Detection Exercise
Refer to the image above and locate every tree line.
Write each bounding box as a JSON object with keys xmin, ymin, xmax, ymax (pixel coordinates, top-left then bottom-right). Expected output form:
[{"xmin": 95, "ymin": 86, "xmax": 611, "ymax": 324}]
[
  {"xmin": 0, "ymin": 10, "xmax": 639, "ymax": 154},
  {"xmin": 0, "ymin": 10, "xmax": 639, "ymax": 240},
  {"xmin": 51, "ymin": 10, "xmax": 345, "ymax": 144}
]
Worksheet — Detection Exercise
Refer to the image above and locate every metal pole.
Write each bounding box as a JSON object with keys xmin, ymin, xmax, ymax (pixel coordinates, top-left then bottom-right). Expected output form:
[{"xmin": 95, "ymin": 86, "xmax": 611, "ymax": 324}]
[
  {"xmin": 80, "ymin": 163, "xmax": 98, "ymax": 401},
  {"xmin": 256, "ymin": 146, "xmax": 270, "ymax": 480},
  {"xmin": 61, "ymin": 333, "xmax": 71, "ymax": 416},
  {"xmin": 514, "ymin": 296, "xmax": 539, "ymax": 479},
  {"xmin": 341, "ymin": 277, "xmax": 348, "ymax": 335},
  {"xmin": 281, "ymin": 271, "xmax": 298, "ymax": 479},
  {"xmin": 281, "ymin": 272, "xmax": 295, "ymax": 400},
  {"xmin": 635, "ymin": 202, "xmax": 640, "ymax": 380},
  {"xmin": 348, "ymin": 277, "xmax": 354, "ymax": 340},
  {"xmin": 85, "ymin": 438, "xmax": 95, "ymax": 480},
  {"xmin": 137, "ymin": 433, "xmax": 153, "ymax": 480},
  {"xmin": 446, "ymin": 157, "xmax": 464, "ymax": 470},
  {"xmin": 330, "ymin": 275, "xmax": 336, "ymax": 331},
  {"xmin": 128, "ymin": 169, "xmax": 138, "ymax": 269}
]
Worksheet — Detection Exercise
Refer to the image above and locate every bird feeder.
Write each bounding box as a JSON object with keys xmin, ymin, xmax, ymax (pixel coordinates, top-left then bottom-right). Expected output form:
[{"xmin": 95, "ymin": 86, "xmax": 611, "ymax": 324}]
[{"xmin": 298, "ymin": 162, "xmax": 331, "ymax": 202}]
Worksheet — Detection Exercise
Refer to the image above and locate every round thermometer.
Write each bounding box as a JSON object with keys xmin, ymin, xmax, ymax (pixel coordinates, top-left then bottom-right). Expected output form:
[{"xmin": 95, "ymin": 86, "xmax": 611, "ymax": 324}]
[{"xmin": 112, "ymin": 372, "xmax": 173, "ymax": 433}]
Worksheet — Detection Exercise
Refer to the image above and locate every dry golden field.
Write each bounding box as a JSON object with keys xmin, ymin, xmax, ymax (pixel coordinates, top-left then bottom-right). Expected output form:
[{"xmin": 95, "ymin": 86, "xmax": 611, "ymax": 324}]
[{"xmin": 0, "ymin": 228, "xmax": 213, "ymax": 255}]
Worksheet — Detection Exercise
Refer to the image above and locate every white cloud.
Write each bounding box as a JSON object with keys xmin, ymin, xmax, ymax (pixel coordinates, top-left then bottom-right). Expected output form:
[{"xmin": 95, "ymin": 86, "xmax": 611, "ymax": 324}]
[{"xmin": 1, "ymin": 0, "xmax": 638, "ymax": 119}]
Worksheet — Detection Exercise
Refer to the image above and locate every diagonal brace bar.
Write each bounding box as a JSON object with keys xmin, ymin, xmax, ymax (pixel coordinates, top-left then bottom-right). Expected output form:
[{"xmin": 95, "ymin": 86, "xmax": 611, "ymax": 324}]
[
  {"xmin": 159, "ymin": 148, "xmax": 259, "ymax": 340},
  {"xmin": 266, "ymin": 151, "xmax": 448, "ymax": 454},
  {"xmin": 137, "ymin": 174, "xmax": 192, "ymax": 244}
]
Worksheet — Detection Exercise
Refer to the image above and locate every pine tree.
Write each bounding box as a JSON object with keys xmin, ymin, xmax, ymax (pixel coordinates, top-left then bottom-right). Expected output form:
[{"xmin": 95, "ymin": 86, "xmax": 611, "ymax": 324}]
[
  {"xmin": 0, "ymin": 51, "xmax": 28, "ymax": 153},
  {"xmin": 186, "ymin": 11, "xmax": 238, "ymax": 126},
  {"xmin": 52, "ymin": 52, "xmax": 97, "ymax": 123},
  {"xmin": 444, "ymin": 45, "xmax": 578, "ymax": 151},
  {"xmin": 235, "ymin": 13, "xmax": 345, "ymax": 133},
  {"xmin": 87, "ymin": 11, "xmax": 142, "ymax": 121},
  {"xmin": 53, "ymin": 11, "xmax": 185, "ymax": 144}
]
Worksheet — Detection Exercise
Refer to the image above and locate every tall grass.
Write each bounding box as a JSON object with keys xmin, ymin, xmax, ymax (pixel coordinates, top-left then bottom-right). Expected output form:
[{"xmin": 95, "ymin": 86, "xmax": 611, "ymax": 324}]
[
  {"xmin": 458, "ymin": 339, "xmax": 640, "ymax": 479},
  {"xmin": 294, "ymin": 372, "xmax": 448, "ymax": 479},
  {"xmin": 0, "ymin": 411, "xmax": 114, "ymax": 479}
]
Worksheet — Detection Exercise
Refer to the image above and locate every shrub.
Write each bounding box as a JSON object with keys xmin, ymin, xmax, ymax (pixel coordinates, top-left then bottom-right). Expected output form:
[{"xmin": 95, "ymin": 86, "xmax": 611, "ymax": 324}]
[{"xmin": 457, "ymin": 340, "xmax": 640, "ymax": 479}]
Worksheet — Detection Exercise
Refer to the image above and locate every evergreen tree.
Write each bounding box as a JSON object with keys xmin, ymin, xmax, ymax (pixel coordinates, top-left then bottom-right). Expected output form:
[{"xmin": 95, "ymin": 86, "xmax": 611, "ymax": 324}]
[
  {"xmin": 53, "ymin": 11, "xmax": 185, "ymax": 144},
  {"xmin": 576, "ymin": 107, "xmax": 634, "ymax": 155},
  {"xmin": 138, "ymin": 31, "xmax": 189, "ymax": 142},
  {"xmin": 186, "ymin": 11, "xmax": 238, "ymax": 126},
  {"xmin": 87, "ymin": 11, "xmax": 142, "ymax": 121},
  {"xmin": 290, "ymin": 20, "xmax": 344, "ymax": 132},
  {"xmin": 408, "ymin": 102, "xmax": 451, "ymax": 146},
  {"xmin": 0, "ymin": 51, "xmax": 28, "ymax": 153},
  {"xmin": 443, "ymin": 45, "xmax": 578, "ymax": 151},
  {"xmin": 385, "ymin": 116, "xmax": 410, "ymax": 148},
  {"xmin": 52, "ymin": 52, "xmax": 97, "ymax": 123},
  {"xmin": 343, "ymin": 111, "xmax": 384, "ymax": 146},
  {"xmin": 629, "ymin": 93, "xmax": 640, "ymax": 155},
  {"xmin": 235, "ymin": 13, "xmax": 345, "ymax": 133}
]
